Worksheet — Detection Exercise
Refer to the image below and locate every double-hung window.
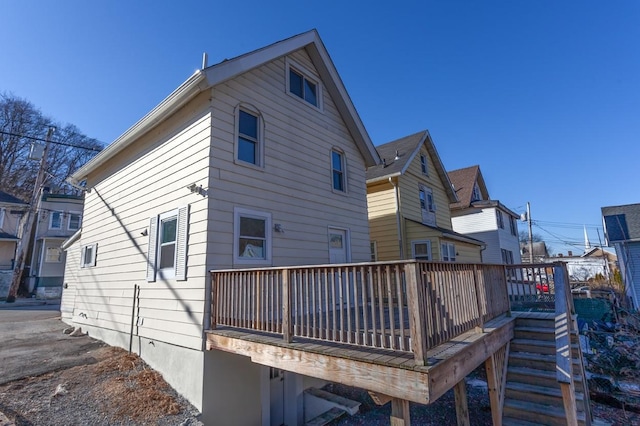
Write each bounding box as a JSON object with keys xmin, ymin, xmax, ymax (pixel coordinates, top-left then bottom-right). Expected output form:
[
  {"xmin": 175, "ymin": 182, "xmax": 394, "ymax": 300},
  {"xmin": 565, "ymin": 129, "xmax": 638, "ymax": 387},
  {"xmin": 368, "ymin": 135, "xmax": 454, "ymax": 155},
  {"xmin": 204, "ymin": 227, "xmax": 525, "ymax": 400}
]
[
  {"xmin": 147, "ymin": 205, "xmax": 189, "ymax": 282},
  {"xmin": 441, "ymin": 242, "xmax": 456, "ymax": 262},
  {"xmin": 237, "ymin": 108, "xmax": 262, "ymax": 166},
  {"xmin": 420, "ymin": 154, "xmax": 428, "ymax": 175},
  {"xmin": 501, "ymin": 249, "xmax": 514, "ymax": 264},
  {"xmin": 496, "ymin": 210, "xmax": 504, "ymax": 229},
  {"xmin": 68, "ymin": 211, "xmax": 82, "ymax": 231},
  {"xmin": 331, "ymin": 149, "xmax": 346, "ymax": 192},
  {"xmin": 234, "ymin": 207, "xmax": 272, "ymax": 265},
  {"xmin": 412, "ymin": 241, "xmax": 432, "ymax": 261},
  {"xmin": 509, "ymin": 216, "xmax": 517, "ymax": 236},
  {"xmin": 49, "ymin": 211, "xmax": 62, "ymax": 230},
  {"xmin": 45, "ymin": 247, "xmax": 62, "ymax": 263}
]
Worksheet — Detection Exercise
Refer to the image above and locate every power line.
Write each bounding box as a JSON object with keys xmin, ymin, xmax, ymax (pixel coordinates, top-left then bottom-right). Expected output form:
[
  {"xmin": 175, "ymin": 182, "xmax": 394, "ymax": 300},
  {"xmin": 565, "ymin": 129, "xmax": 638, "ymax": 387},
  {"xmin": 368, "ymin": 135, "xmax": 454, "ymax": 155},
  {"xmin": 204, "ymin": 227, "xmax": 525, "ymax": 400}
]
[{"xmin": 0, "ymin": 130, "xmax": 102, "ymax": 152}]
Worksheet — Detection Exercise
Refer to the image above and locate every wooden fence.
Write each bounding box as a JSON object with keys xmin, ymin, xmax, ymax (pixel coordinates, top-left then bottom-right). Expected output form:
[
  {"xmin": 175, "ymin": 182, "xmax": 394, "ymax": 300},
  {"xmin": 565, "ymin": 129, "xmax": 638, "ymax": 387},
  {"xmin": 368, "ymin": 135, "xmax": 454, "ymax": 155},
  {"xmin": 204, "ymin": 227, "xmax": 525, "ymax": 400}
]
[{"xmin": 211, "ymin": 260, "xmax": 510, "ymax": 365}]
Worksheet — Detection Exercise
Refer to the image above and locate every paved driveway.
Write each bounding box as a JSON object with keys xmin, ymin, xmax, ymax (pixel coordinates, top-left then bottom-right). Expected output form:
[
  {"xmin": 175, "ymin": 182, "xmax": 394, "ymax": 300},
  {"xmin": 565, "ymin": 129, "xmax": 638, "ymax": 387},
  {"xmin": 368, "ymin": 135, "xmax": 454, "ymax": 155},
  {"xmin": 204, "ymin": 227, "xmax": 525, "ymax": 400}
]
[{"xmin": 0, "ymin": 302, "xmax": 107, "ymax": 385}]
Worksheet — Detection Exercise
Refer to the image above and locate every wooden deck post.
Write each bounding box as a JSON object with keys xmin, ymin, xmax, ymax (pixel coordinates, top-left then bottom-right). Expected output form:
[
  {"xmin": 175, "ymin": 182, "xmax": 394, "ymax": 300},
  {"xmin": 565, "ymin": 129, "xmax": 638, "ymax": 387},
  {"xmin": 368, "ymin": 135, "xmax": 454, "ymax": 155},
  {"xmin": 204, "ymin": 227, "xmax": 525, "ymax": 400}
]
[
  {"xmin": 282, "ymin": 269, "xmax": 293, "ymax": 343},
  {"xmin": 454, "ymin": 380, "xmax": 470, "ymax": 426},
  {"xmin": 405, "ymin": 261, "xmax": 428, "ymax": 366},
  {"xmin": 390, "ymin": 398, "xmax": 411, "ymax": 426},
  {"xmin": 485, "ymin": 342, "xmax": 509, "ymax": 426}
]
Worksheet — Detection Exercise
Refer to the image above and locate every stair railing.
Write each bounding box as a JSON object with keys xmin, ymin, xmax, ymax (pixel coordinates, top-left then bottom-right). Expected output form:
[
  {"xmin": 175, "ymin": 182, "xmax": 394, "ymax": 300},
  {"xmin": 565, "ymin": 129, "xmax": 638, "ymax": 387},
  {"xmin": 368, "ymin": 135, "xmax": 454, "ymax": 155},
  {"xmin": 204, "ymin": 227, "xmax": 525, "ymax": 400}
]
[{"xmin": 554, "ymin": 262, "xmax": 593, "ymax": 426}]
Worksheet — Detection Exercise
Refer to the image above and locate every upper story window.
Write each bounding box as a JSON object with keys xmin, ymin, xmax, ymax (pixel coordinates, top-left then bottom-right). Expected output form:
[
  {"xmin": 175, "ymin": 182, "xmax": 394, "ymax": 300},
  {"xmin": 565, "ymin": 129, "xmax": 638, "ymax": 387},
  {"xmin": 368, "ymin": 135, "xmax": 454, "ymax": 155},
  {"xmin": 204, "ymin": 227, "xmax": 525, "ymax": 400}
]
[
  {"xmin": 236, "ymin": 107, "xmax": 263, "ymax": 167},
  {"xmin": 331, "ymin": 149, "xmax": 346, "ymax": 192},
  {"xmin": 420, "ymin": 186, "xmax": 435, "ymax": 213},
  {"xmin": 68, "ymin": 211, "xmax": 82, "ymax": 231},
  {"xmin": 286, "ymin": 59, "xmax": 322, "ymax": 110},
  {"xmin": 471, "ymin": 184, "xmax": 482, "ymax": 202},
  {"xmin": 289, "ymin": 68, "xmax": 317, "ymax": 106},
  {"xmin": 496, "ymin": 210, "xmax": 504, "ymax": 229},
  {"xmin": 420, "ymin": 154, "xmax": 428, "ymax": 176},
  {"xmin": 234, "ymin": 207, "xmax": 272, "ymax": 265},
  {"xmin": 441, "ymin": 242, "xmax": 456, "ymax": 262},
  {"xmin": 509, "ymin": 216, "xmax": 517, "ymax": 236},
  {"xmin": 49, "ymin": 211, "xmax": 62, "ymax": 230},
  {"xmin": 412, "ymin": 240, "xmax": 431, "ymax": 261},
  {"xmin": 0, "ymin": 208, "xmax": 4, "ymax": 229}
]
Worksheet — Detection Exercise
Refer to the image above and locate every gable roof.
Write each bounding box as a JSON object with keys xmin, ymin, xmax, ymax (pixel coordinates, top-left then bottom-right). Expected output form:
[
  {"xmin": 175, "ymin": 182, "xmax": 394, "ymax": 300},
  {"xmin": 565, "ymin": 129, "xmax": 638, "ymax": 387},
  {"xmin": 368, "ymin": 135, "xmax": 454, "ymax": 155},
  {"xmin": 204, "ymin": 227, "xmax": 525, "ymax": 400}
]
[
  {"xmin": 448, "ymin": 165, "xmax": 489, "ymax": 209},
  {"xmin": 0, "ymin": 190, "xmax": 27, "ymax": 205},
  {"xmin": 70, "ymin": 30, "xmax": 380, "ymax": 184},
  {"xmin": 366, "ymin": 130, "xmax": 457, "ymax": 203}
]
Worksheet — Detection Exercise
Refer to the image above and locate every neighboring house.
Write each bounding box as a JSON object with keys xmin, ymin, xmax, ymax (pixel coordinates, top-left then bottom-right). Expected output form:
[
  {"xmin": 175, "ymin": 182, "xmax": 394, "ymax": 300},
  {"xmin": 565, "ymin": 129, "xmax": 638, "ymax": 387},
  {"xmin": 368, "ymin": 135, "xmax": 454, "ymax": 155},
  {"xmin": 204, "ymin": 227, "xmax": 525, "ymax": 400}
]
[
  {"xmin": 60, "ymin": 30, "xmax": 379, "ymax": 425},
  {"xmin": 448, "ymin": 165, "xmax": 521, "ymax": 265},
  {"xmin": 544, "ymin": 249, "xmax": 611, "ymax": 283},
  {"xmin": 366, "ymin": 131, "xmax": 484, "ymax": 263},
  {"xmin": 520, "ymin": 241, "xmax": 550, "ymax": 264},
  {"xmin": 602, "ymin": 203, "xmax": 640, "ymax": 310},
  {"xmin": 27, "ymin": 190, "xmax": 83, "ymax": 299},
  {"xmin": 0, "ymin": 191, "xmax": 27, "ymax": 298}
]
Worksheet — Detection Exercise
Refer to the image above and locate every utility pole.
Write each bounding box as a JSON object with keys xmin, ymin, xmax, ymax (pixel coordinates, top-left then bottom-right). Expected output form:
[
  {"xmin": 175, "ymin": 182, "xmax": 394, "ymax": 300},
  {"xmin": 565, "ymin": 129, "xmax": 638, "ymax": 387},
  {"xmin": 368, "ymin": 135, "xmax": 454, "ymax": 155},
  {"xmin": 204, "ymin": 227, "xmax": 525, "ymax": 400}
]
[
  {"xmin": 6, "ymin": 126, "xmax": 55, "ymax": 303},
  {"xmin": 527, "ymin": 202, "xmax": 533, "ymax": 263}
]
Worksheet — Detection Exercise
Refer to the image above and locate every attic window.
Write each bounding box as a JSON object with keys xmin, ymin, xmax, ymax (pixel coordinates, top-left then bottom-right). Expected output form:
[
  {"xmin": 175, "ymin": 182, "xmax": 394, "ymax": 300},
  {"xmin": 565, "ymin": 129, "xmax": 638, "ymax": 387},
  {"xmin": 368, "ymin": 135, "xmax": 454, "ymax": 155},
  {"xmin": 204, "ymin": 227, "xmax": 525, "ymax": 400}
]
[
  {"xmin": 471, "ymin": 184, "xmax": 481, "ymax": 201},
  {"xmin": 420, "ymin": 154, "xmax": 428, "ymax": 176},
  {"xmin": 286, "ymin": 59, "xmax": 322, "ymax": 110}
]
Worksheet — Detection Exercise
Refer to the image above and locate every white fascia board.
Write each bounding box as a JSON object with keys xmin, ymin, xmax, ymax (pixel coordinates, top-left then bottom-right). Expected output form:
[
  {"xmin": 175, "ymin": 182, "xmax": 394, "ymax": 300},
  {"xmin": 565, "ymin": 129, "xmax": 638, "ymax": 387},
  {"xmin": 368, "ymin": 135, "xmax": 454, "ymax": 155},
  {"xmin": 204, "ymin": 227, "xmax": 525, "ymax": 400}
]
[
  {"xmin": 70, "ymin": 71, "xmax": 209, "ymax": 183},
  {"xmin": 366, "ymin": 172, "xmax": 402, "ymax": 184}
]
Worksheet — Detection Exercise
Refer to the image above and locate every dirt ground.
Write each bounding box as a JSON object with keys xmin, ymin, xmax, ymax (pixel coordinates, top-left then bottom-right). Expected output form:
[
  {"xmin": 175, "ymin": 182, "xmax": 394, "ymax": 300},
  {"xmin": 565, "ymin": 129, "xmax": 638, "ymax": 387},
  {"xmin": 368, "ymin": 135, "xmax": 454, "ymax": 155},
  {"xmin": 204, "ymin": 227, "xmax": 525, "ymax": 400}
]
[{"xmin": 0, "ymin": 345, "xmax": 202, "ymax": 426}]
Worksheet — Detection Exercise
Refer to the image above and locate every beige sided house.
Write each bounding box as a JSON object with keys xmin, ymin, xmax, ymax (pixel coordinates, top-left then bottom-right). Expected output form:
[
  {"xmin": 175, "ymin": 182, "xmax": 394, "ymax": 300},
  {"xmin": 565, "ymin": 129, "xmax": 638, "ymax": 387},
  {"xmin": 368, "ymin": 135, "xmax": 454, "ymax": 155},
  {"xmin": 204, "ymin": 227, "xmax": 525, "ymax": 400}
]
[
  {"xmin": 61, "ymin": 30, "xmax": 379, "ymax": 425},
  {"xmin": 366, "ymin": 131, "xmax": 484, "ymax": 263}
]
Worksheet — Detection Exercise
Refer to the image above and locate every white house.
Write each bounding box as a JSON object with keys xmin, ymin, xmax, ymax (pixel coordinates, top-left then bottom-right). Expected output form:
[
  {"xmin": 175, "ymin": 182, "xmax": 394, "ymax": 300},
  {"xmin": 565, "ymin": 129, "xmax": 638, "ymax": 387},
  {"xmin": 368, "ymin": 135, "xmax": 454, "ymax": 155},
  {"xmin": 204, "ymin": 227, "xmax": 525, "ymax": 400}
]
[
  {"xmin": 602, "ymin": 203, "xmax": 640, "ymax": 310},
  {"xmin": 61, "ymin": 30, "xmax": 379, "ymax": 425},
  {"xmin": 448, "ymin": 165, "xmax": 522, "ymax": 265}
]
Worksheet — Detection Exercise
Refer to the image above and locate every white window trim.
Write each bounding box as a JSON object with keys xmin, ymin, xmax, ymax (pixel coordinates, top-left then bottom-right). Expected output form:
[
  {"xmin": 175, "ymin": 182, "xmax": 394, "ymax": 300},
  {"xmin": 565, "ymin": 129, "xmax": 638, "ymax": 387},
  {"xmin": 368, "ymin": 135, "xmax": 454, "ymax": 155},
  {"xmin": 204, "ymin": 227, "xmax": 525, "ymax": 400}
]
[
  {"xmin": 411, "ymin": 240, "xmax": 432, "ymax": 260},
  {"xmin": 67, "ymin": 211, "xmax": 82, "ymax": 231},
  {"xmin": 331, "ymin": 148, "xmax": 347, "ymax": 194},
  {"xmin": 81, "ymin": 243, "xmax": 97, "ymax": 268},
  {"xmin": 441, "ymin": 242, "xmax": 456, "ymax": 262},
  {"xmin": 234, "ymin": 103, "xmax": 265, "ymax": 169},
  {"xmin": 146, "ymin": 205, "xmax": 189, "ymax": 282},
  {"xmin": 233, "ymin": 207, "xmax": 272, "ymax": 266},
  {"xmin": 49, "ymin": 211, "xmax": 63, "ymax": 230},
  {"xmin": 285, "ymin": 57, "xmax": 323, "ymax": 111}
]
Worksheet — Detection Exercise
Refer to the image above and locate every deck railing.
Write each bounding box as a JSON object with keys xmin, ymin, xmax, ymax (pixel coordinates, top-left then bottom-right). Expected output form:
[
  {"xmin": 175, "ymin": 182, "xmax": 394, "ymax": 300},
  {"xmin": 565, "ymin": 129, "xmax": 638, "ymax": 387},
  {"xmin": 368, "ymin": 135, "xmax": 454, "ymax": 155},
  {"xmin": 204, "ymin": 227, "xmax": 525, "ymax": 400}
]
[
  {"xmin": 505, "ymin": 263, "xmax": 556, "ymax": 311},
  {"xmin": 210, "ymin": 260, "xmax": 510, "ymax": 365}
]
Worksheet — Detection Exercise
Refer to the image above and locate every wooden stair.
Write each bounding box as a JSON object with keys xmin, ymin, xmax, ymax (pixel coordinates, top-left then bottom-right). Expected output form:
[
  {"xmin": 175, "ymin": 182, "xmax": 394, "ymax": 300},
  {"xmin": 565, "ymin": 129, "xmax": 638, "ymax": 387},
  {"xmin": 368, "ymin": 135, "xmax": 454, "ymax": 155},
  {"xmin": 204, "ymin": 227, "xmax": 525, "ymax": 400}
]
[{"xmin": 503, "ymin": 315, "xmax": 591, "ymax": 426}]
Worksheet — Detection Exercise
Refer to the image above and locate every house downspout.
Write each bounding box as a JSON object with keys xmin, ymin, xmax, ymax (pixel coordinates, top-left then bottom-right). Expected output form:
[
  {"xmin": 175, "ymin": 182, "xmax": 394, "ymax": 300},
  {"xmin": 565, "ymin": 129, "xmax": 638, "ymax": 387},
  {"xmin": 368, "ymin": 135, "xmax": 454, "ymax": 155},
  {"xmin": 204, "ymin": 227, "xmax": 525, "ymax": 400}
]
[{"xmin": 389, "ymin": 177, "xmax": 404, "ymax": 259}]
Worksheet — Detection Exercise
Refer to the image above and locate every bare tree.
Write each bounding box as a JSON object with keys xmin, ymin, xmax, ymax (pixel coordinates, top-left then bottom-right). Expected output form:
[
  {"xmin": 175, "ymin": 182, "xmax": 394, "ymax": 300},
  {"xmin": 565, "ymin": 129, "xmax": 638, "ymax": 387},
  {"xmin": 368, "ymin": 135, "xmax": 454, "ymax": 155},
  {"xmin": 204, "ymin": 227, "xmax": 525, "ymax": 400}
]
[{"xmin": 0, "ymin": 92, "xmax": 102, "ymax": 200}]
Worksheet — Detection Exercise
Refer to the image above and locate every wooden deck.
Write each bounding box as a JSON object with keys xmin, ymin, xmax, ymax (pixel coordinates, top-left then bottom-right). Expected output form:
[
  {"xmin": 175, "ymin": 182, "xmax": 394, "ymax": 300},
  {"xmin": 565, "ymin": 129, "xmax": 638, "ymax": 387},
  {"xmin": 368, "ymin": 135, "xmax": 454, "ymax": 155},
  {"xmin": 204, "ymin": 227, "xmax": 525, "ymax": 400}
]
[{"xmin": 206, "ymin": 313, "xmax": 514, "ymax": 404}]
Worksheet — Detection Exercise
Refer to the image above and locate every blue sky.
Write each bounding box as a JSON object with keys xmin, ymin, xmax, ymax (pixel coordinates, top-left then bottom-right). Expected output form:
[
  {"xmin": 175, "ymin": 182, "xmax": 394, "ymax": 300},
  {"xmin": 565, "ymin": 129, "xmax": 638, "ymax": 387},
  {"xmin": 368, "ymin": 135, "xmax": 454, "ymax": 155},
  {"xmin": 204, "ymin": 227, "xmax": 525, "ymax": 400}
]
[{"xmin": 2, "ymin": 1, "xmax": 638, "ymax": 255}]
